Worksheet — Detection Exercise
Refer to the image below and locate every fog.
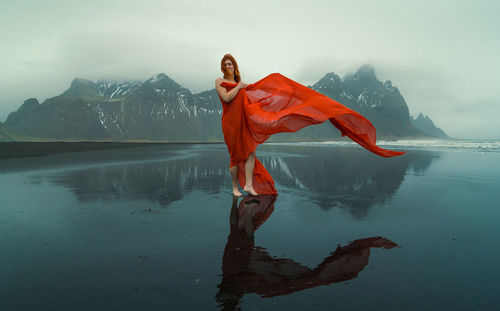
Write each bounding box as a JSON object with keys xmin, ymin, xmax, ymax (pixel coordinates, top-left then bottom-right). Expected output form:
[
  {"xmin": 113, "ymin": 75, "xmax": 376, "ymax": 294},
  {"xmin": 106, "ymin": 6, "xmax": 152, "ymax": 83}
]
[{"xmin": 1, "ymin": 0, "xmax": 499, "ymax": 139}]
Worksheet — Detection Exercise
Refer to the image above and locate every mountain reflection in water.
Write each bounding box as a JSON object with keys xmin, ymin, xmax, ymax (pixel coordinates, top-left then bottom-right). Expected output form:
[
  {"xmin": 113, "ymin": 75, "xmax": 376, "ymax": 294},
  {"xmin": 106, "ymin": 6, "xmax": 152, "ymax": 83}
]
[
  {"xmin": 39, "ymin": 144, "xmax": 437, "ymax": 217},
  {"xmin": 216, "ymin": 195, "xmax": 399, "ymax": 310}
]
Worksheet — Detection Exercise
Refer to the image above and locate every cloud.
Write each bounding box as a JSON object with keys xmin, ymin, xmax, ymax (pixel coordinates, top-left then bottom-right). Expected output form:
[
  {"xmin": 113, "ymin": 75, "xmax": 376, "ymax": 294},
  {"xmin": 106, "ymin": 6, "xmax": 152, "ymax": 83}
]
[
  {"xmin": 453, "ymin": 98, "xmax": 499, "ymax": 114},
  {"xmin": 54, "ymin": 29, "xmax": 221, "ymax": 90},
  {"xmin": 1, "ymin": 0, "xmax": 499, "ymax": 138}
]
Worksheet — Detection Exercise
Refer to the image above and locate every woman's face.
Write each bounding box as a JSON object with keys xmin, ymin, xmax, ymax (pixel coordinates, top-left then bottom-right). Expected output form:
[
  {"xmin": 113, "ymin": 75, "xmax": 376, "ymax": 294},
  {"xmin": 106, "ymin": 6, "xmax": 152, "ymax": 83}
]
[{"xmin": 224, "ymin": 59, "xmax": 234, "ymax": 74}]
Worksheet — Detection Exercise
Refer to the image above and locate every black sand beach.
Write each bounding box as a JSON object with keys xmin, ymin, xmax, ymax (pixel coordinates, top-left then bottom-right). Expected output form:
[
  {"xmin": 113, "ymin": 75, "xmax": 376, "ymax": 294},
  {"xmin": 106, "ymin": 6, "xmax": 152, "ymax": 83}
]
[
  {"xmin": 1, "ymin": 142, "xmax": 499, "ymax": 310},
  {"xmin": 0, "ymin": 141, "xmax": 224, "ymax": 159}
]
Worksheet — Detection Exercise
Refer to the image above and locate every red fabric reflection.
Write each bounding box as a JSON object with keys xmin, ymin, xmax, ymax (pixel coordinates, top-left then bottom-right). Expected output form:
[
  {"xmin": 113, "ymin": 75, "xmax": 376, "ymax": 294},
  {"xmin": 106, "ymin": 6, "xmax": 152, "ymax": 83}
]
[{"xmin": 216, "ymin": 196, "xmax": 400, "ymax": 308}]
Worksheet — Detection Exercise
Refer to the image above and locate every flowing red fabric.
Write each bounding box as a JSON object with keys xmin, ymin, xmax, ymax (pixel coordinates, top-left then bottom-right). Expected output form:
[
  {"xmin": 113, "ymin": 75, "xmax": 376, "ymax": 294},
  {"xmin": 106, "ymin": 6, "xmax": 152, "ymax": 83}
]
[{"xmin": 219, "ymin": 73, "xmax": 405, "ymax": 195}]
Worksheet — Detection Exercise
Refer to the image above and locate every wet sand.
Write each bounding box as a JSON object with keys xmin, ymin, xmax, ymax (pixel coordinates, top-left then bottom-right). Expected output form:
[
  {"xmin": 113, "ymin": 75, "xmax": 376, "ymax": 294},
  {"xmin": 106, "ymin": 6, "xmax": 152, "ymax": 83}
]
[
  {"xmin": 0, "ymin": 142, "xmax": 163, "ymax": 158},
  {"xmin": 1, "ymin": 143, "xmax": 499, "ymax": 310}
]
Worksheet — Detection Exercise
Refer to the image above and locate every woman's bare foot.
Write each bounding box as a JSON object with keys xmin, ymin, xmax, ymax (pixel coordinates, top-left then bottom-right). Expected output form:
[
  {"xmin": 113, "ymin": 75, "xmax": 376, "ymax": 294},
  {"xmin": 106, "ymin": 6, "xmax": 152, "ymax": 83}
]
[
  {"xmin": 243, "ymin": 185, "xmax": 258, "ymax": 196},
  {"xmin": 232, "ymin": 188, "xmax": 243, "ymax": 197}
]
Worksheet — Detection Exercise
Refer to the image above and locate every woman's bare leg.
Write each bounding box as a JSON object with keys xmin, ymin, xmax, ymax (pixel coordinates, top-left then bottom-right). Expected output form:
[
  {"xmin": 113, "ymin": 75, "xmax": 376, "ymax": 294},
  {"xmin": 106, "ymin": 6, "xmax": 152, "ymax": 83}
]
[
  {"xmin": 230, "ymin": 165, "xmax": 243, "ymax": 197},
  {"xmin": 243, "ymin": 152, "xmax": 258, "ymax": 195}
]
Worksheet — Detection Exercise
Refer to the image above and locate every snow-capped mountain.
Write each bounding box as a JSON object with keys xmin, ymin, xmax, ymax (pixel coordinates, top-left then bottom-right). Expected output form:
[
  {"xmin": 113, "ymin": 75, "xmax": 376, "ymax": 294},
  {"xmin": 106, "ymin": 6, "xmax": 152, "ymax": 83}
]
[
  {"xmin": 2, "ymin": 67, "xmax": 447, "ymax": 141},
  {"xmin": 4, "ymin": 73, "xmax": 222, "ymax": 141}
]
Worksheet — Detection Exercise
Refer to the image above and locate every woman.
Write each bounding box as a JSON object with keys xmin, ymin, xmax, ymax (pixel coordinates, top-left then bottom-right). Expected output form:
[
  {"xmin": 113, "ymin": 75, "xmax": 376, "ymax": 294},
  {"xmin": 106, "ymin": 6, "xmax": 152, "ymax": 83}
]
[
  {"xmin": 215, "ymin": 54, "xmax": 262, "ymax": 197},
  {"xmin": 216, "ymin": 54, "xmax": 404, "ymax": 197}
]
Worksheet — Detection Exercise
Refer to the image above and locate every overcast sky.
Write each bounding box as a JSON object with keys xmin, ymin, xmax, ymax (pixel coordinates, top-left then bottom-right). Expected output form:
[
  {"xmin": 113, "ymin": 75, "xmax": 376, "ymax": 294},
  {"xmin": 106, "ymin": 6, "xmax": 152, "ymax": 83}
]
[{"xmin": 1, "ymin": 0, "xmax": 499, "ymax": 139}]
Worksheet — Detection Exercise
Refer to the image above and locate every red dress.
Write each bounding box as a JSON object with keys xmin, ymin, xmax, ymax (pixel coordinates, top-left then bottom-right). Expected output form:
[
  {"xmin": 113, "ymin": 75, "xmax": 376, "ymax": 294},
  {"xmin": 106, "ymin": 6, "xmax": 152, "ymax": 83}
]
[{"xmin": 219, "ymin": 73, "xmax": 405, "ymax": 195}]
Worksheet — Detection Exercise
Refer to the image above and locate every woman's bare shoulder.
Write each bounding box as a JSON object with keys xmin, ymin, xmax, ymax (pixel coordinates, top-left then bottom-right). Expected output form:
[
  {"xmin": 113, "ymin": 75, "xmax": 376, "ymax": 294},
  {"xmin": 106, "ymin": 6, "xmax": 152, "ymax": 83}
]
[{"xmin": 216, "ymin": 78, "xmax": 237, "ymax": 84}]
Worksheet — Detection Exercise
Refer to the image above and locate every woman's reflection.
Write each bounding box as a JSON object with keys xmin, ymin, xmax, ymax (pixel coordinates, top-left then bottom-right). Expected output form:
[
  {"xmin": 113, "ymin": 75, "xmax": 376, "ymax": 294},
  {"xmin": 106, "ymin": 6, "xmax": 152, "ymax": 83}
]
[{"xmin": 216, "ymin": 195, "xmax": 399, "ymax": 309}]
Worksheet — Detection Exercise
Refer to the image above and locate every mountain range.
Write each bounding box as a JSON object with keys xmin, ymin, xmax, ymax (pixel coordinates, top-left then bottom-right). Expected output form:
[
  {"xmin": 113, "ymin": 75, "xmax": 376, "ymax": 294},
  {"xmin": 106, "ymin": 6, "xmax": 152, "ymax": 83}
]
[
  {"xmin": 0, "ymin": 65, "xmax": 448, "ymax": 142},
  {"xmin": 410, "ymin": 113, "xmax": 448, "ymax": 138}
]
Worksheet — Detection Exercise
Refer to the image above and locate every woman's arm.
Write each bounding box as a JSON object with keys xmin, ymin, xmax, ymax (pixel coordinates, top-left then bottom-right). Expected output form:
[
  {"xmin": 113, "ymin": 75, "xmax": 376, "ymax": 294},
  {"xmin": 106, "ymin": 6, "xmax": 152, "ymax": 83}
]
[{"xmin": 215, "ymin": 79, "xmax": 247, "ymax": 103}]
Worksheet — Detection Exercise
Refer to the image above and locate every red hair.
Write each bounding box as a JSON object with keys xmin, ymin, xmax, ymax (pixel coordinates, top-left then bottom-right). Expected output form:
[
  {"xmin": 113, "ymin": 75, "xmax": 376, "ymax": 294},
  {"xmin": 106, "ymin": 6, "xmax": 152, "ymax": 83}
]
[{"xmin": 220, "ymin": 54, "xmax": 241, "ymax": 83}]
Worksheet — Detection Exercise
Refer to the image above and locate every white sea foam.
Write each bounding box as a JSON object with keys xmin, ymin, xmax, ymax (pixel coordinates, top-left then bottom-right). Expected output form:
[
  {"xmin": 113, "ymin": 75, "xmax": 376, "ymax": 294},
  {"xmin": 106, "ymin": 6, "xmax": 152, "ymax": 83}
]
[
  {"xmin": 267, "ymin": 139, "xmax": 500, "ymax": 153},
  {"xmin": 378, "ymin": 139, "xmax": 500, "ymax": 153}
]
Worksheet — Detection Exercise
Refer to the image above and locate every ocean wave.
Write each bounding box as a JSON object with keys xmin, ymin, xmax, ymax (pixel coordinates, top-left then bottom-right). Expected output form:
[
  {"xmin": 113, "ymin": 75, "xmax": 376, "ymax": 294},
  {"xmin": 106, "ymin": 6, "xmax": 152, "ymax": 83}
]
[{"xmin": 267, "ymin": 139, "xmax": 500, "ymax": 153}]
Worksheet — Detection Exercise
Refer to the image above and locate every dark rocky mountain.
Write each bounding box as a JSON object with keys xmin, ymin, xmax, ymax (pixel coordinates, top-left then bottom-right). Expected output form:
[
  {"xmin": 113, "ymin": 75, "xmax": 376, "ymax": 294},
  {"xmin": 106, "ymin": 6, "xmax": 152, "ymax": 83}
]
[
  {"xmin": 411, "ymin": 113, "xmax": 449, "ymax": 138},
  {"xmin": 5, "ymin": 97, "xmax": 109, "ymax": 140},
  {"xmin": 4, "ymin": 74, "xmax": 223, "ymax": 141},
  {"xmin": 2, "ymin": 67, "xmax": 447, "ymax": 141},
  {"xmin": 311, "ymin": 65, "xmax": 426, "ymax": 138},
  {"xmin": 0, "ymin": 121, "xmax": 15, "ymax": 141}
]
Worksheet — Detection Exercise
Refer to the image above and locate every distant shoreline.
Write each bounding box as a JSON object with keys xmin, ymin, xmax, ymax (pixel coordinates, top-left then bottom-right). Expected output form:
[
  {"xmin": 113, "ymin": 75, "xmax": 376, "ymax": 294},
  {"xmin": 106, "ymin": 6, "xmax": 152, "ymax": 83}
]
[
  {"xmin": 0, "ymin": 141, "xmax": 224, "ymax": 159},
  {"xmin": 0, "ymin": 137, "xmax": 464, "ymax": 159}
]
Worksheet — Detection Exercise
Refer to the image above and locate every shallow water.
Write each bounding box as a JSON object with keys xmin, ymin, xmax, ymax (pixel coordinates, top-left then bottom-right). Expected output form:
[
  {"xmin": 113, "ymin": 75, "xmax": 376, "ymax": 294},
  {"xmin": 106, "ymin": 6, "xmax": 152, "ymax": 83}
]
[{"xmin": 1, "ymin": 143, "xmax": 499, "ymax": 310}]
